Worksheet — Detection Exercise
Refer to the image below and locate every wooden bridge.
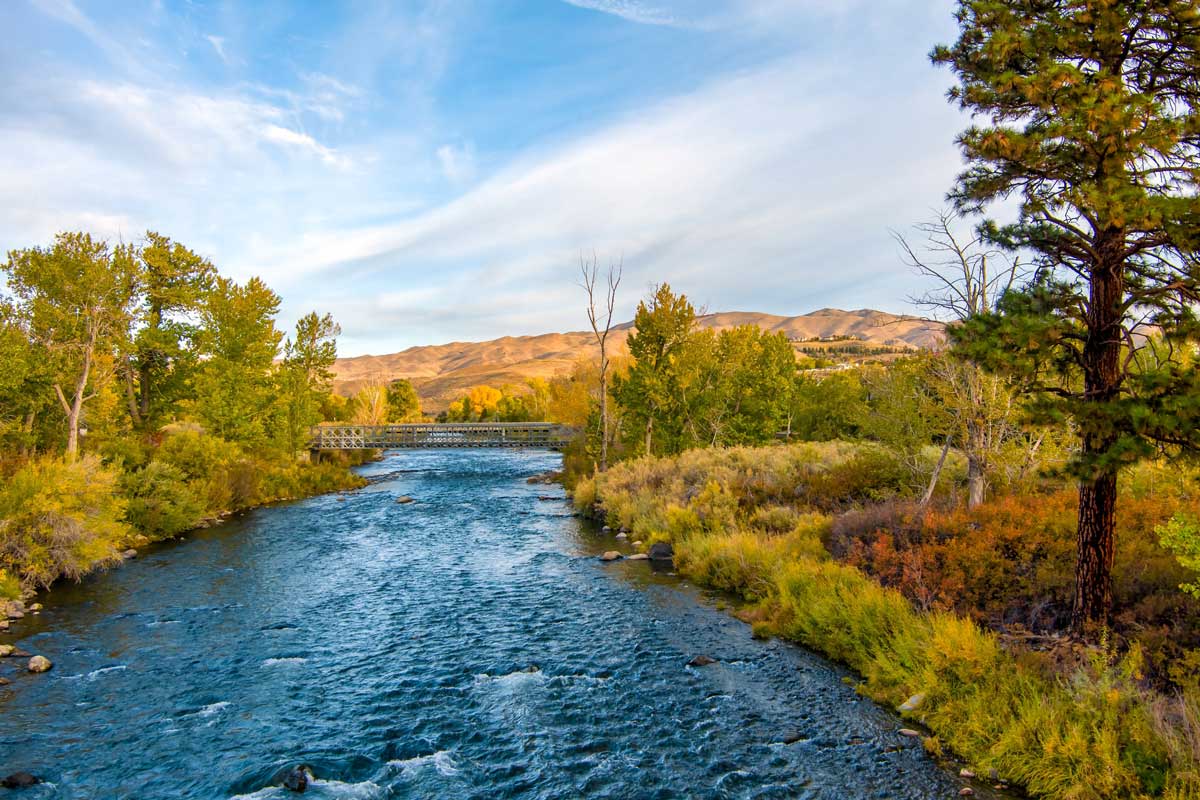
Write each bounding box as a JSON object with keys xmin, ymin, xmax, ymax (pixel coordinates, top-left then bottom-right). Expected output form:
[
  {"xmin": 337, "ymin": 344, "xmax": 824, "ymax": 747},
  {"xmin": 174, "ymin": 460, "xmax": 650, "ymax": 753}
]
[{"xmin": 309, "ymin": 422, "xmax": 575, "ymax": 450}]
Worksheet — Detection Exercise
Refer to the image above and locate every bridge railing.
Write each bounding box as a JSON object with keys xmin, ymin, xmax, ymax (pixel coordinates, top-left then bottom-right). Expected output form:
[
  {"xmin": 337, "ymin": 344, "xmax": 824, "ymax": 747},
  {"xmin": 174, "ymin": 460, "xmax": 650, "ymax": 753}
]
[{"xmin": 309, "ymin": 422, "xmax": 576, "ymax": 450}]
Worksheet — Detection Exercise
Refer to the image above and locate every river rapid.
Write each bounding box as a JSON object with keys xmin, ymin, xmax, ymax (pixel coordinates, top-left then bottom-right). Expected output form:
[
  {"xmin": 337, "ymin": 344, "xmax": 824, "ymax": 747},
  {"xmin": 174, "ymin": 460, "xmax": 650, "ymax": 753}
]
[{"xmin": 1, "ymin": 450, "xmax": 992, "ymax": 799}]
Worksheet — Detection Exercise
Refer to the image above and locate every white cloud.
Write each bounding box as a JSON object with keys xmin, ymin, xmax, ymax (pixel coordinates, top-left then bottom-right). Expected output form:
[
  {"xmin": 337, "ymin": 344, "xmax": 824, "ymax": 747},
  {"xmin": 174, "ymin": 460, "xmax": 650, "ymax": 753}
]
[{"xmin": 205, "ymin": 34, "xmax": 229, "ymax": 64}]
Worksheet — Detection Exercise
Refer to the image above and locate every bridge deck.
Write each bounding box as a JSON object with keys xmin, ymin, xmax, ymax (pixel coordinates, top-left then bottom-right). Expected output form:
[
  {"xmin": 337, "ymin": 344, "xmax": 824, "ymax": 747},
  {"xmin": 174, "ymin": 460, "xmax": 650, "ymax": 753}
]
[{"xmin": 310, "ymin": 422, "xmax": 574, "ymax": 450}]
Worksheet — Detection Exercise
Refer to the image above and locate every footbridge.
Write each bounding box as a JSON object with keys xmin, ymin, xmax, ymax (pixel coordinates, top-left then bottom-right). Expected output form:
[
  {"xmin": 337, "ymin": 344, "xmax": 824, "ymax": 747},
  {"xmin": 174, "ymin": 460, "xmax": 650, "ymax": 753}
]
[{"xmin": 309, "ymin": 422, "xmax": 576, "ymax": 450}]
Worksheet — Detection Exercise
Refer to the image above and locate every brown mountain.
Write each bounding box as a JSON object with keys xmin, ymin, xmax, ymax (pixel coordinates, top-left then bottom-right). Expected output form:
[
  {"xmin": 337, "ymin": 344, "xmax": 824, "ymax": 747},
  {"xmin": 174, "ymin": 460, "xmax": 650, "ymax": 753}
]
[{"xmin": 332, "ymin": 308, "xmax": 943, "ymax": 411}]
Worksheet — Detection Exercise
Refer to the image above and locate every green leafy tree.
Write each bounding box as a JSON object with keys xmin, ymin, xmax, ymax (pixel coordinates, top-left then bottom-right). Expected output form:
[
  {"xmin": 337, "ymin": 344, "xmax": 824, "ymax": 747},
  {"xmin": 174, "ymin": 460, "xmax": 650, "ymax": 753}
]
[
  {"xmin": 385, "ymin": 379, "xmax": 422, "ymax": 422},
  {"xmin": 126, "ymin": 232, "xmax": 214, "ymax": 428},
  {"xmin": 278, "ymin": 312, "xmax": 340, "ymax": 454},
  {"xmin": 784, "ymin": 371, "xmax": 868, "ymax": 442},
  {"xmin": 934, "ymin": 1, "xmax": 1200, "ymax": 631},
  {"xmin": 612, "ymin": 284, "xmax": 697, "ymax": 456},
  {"xmin": 693, "ymin": 326, "xmax": 796, "ymax": 447},
  {"xmin": 3, "ymin": 233, "xmax": 137, "ymax": 459},
  {"xmin": 194, "ymin": 276, "xmax": 282, "ymax": 447},
  {"xmin": 0, "ymin": 300, "xmax": 54, "ymax": 456}
]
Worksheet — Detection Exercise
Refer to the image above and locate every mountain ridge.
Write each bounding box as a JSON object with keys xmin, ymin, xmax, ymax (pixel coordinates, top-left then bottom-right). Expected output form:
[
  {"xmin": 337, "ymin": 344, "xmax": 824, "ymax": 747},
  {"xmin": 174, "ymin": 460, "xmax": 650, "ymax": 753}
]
[{"xmin": 332, "ymin": 308, "xmax": 943, "ymax": 410}]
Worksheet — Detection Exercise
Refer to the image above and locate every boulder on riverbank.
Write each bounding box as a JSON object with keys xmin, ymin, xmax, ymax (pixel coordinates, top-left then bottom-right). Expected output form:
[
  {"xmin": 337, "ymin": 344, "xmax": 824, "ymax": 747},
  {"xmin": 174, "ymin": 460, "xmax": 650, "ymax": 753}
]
[
  {"xmin": 5, "ymin": 600, "xmax": 25, "ymax": 619},
  {"xmin": 1, "ymin": 772, "xmax": 41, "ymax": 789},
  {"xmin": 599, "ymin": 551, "xmax": 623, "ymax": 562},
  {"xmin": 27, "ymin": 655, "xmax": 52, "ymax": 673},
  {"xmin": 647, "ymin": 542, "xmax": 674, "ymax": 563},
  {"xmin": 122, "ymin": 549, "xmax": 137, "ymax": 559}
]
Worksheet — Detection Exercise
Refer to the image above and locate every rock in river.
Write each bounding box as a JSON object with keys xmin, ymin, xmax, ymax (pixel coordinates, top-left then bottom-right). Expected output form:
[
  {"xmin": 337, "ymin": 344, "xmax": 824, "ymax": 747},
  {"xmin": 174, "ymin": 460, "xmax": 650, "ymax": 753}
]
[
  {"xmin": 688, "ymin": 655, "xmax": 717, "ymax": 667},
  {"xmin": 0, "ymin": 644, "xmax": 13, "ymax": 657},
  {"xmin": 281, "ymin": 765, "xmax": 310, "ymax": 793},
  {"xmin": 122, "ymin": 549, "xmax": 138, "ymax": 559},
  {"xmin": 627, "ymin": 553, "xmax": 649, "ymax": 561},
  {"xmin": 396, "ymin": 496, "xmax": 415, "ymax": 504},
  {"xmin": 1, "ymin": 772, "xmax": 41, "ymax": 789},
  {"xmin": 27, "ymin": 655, "xmax": 52, "ymax": 673},
  {"xmin": 599, "ymin": 551, "xmax": 623, "ymax": 562}
]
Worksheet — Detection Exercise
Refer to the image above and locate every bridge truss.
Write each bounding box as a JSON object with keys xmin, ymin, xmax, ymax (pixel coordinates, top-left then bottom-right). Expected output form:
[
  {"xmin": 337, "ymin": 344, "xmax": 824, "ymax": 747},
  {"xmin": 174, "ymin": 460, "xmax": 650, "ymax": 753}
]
[{"xmin": 309, "ymin": 422, "xmax": 575, "ymax": 450}]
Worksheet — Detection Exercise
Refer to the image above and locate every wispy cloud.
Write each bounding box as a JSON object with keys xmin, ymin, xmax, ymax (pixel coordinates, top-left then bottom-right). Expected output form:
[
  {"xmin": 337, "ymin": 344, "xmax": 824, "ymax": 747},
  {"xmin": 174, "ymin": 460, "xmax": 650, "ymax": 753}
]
[
  {"xmin": 562, "ymin": 0, "xmax": 681, "ymax": 27},
  {"xmin": 241, "ymin": 53, "xmax": 965, "ymax": 349},
  {"xmin": 205, "ymin": 34, "xmax": 229, "ymax": 64}
]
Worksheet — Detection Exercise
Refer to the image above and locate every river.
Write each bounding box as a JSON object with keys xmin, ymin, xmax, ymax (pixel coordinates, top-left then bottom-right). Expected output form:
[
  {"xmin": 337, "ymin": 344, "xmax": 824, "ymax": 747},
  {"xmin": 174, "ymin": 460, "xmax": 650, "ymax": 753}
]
[{"xmin": 0, "ymin": 450, "xmax": 989, "ymax": 799}]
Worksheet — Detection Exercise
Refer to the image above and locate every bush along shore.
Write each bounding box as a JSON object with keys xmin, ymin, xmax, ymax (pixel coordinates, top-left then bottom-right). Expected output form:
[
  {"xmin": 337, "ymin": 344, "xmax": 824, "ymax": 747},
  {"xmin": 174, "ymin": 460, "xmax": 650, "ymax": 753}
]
[
  {"xmin": 574, "ymin": 442, "xmax": 1200, "ymax": 800},
  {"xmin": 0, "ymin": 431, "xmax": 368, "ymax": 610}
]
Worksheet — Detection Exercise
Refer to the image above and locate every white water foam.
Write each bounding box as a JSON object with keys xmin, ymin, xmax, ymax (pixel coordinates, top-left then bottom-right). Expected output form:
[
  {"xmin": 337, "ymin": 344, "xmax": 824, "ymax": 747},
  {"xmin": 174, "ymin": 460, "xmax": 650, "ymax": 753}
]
[
  {"xmin": 63, "ymin": 665, "xmax": 127, "ymax": 681},
  {"xmin": 472, "ymin": 667, "xmax": 544, "ymax": 689},
  {"xmin": 195, "ymin": 701, "xmax": 231, "ymax": 717},
  {"xmin": 261, "ymin": 657, "xmax": 307, "ymax": 667},
  {"xmin": 230, "ymin": 777, "xmax": 383, "ymax": 799},
  {"xmin": 388, "ymin": 750, "xmax": 460, "ymax": 778}
]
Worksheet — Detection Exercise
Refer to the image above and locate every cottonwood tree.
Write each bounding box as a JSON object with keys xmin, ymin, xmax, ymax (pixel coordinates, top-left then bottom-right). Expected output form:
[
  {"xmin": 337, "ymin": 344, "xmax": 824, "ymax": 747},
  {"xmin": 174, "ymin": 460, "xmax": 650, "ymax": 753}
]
[
  {"xmin": 612, "ymin": 284, "xmax": 697, "ymax": 457},
  {"xmin": 894, "ymin": 209, "xmax": 1024, "ymax": 508},
  {"xmin": 934, "ymin": 1, "xmax": 1200, "ymax": 632},
  {"xmin": 579, "ymin": 253, "xmax": 622, "ymax": 471},
  {"xmin": 194, "ymin": 276, "xmax": 283, "ymax": 447},
  {"xmin": 386, "ymin": 379, "xmax": 421, "ymax": 422},
  {"xmin": 3, "ymin": 233, "xmax": 137, "ymax": 459},
  {"xmin": 126, "ymin": 232, "xmax": 214, "ymax": 428},
  {"xmin": 279, "ymin": 312, "xmax": 341, "ymax": 454}
]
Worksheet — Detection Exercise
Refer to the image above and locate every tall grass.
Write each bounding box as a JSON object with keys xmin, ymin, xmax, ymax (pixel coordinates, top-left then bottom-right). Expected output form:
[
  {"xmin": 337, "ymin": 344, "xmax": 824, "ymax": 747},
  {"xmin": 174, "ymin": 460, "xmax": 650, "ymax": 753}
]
[{"xmin": 577, "ymin": 442, "xmax": 1200, "ymax": 799}]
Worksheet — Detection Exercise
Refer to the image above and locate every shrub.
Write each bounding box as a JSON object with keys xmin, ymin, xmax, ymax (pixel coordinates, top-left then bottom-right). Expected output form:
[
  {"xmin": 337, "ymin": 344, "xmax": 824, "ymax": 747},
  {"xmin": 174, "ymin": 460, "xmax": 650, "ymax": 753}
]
[
  {"xmin": 1158, "ymin": 514, "xmax": 1200, "ymax": 599},
  {"xmin": 122, "ymin": 460, "xmax": 205, "ymax": 540},
  {"xmin": 0, "ymin": 456, "xmax": 130, "ymax": 590}
]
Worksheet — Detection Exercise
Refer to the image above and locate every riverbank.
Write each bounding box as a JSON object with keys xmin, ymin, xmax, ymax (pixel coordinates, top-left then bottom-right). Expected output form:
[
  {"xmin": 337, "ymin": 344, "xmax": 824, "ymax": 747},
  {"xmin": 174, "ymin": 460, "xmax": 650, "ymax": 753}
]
[
  {"xmin": 0, "ymin": 432, "xmax": 368, "ymax": 609},
  {"xmin": 574, "ymin": 443, "xmax": 1200, "ymax": 800}
]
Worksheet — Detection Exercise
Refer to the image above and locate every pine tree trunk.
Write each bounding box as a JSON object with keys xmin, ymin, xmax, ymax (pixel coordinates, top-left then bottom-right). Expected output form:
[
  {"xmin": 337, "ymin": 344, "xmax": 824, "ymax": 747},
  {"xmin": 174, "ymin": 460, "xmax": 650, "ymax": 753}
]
[
  {"xmin": 1073, "ymin": 469, "xmax": 1117, "ymax": 632},
  {"xmin": 1072, "ymin": 242, "xmax": 1124, "ymax": 634}
]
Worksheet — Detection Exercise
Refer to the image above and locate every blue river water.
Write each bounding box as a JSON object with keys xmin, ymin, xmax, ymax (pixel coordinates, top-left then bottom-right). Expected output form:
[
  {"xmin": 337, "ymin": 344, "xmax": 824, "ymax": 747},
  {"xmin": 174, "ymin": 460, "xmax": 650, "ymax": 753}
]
[{"xmin": 0, "ymin": 450, "xmax": 991, "ymax": 799}]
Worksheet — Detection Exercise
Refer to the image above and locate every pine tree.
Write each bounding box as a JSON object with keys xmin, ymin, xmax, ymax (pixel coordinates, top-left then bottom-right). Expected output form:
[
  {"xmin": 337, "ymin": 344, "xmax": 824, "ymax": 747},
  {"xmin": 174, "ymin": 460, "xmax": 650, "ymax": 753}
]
[{"xmin": 934, "ymin": 1, "xmax": 1200, "ymax": 632}]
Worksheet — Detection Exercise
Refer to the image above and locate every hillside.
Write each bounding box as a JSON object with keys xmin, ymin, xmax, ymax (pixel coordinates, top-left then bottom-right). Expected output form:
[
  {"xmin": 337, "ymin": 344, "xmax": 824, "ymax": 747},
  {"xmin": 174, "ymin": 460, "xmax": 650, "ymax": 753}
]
[{"xmin": 332, "ymin": 308, "xmax": 943, "ymax": 410}]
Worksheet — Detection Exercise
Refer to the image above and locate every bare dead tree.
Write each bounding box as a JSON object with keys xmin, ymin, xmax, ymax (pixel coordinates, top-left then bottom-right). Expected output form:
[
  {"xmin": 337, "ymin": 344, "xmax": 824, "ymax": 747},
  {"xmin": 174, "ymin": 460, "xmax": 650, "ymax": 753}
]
[
  {"xmin": 892, "ymin": 209, "xmax": 1025, "ymax": 509},
  {"xmin": 580, "ymin": 252, "xmax": 622, "ymax": 471},
  {"xmin": 893, "ymin": 208, "xmax": 1021, "ymax": 323}
]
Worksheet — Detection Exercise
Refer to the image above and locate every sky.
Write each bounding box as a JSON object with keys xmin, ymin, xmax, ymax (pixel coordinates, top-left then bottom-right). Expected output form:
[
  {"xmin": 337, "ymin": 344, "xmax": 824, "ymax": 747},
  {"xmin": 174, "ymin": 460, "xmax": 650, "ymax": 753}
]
[{"xmin": 1, "ymin": 0, "xmax": 972, "ymax": 356}]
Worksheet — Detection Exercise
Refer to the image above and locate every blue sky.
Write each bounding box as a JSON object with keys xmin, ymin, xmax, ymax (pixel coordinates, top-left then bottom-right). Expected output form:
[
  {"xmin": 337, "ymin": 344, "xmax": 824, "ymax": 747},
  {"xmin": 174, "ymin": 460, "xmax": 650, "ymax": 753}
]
[{"xmin": 1, "ymin": 0, "xmax": 970, "ymax": 356}]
